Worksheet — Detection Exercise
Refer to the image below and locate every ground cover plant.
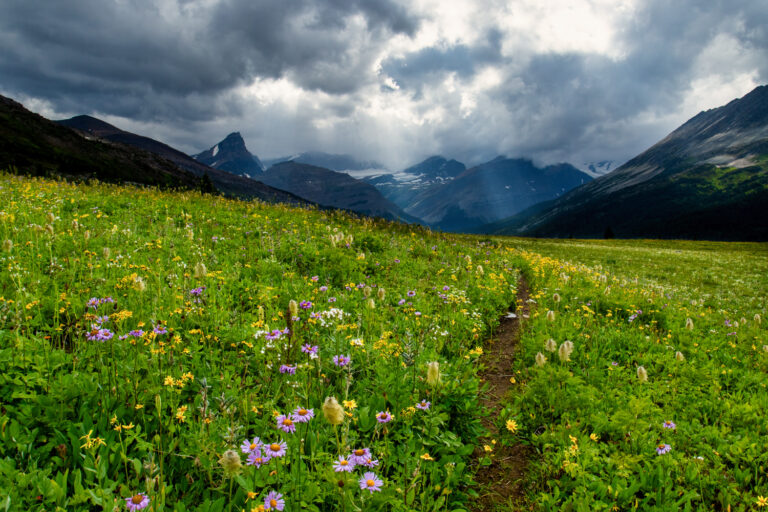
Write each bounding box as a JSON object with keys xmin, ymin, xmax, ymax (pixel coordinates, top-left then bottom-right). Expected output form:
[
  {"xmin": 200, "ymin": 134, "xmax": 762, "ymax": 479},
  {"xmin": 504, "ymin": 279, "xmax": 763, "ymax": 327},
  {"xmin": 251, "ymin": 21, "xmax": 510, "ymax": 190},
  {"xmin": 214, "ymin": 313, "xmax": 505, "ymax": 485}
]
[
  {"xmin": 0, "ymin": 173, "xmax": 522, "ymax": 511},
  {"xmin": 491, "ymin": 239, "xmax": 768, "ymax": 510}
]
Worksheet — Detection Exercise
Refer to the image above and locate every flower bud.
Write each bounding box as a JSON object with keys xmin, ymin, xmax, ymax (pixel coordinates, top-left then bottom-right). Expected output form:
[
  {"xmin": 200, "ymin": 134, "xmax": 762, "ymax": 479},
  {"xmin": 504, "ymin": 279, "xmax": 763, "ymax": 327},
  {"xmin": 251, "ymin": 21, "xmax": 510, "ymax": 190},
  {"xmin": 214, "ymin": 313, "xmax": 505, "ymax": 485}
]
[
  {"xmin": 553, "ymin": 293, "xmax": 561, "ymax": 303},
  {"xmin": 535, "ymin": 352, "xmax": 546, "ymax": 367},
  {"xmin": 546, "ymin": 310, "xmax": 555, "ymax": 322},
  {"xmin": 288, "ymin": 300, "xmax": 298, "ymax": 318},
  {"xmin": 637, "ymin": 366, "xmax": 648, "ymax": 383},
  {"xmin": 322, "ymin": 397, "xmax": 345, "ymax": 426}
]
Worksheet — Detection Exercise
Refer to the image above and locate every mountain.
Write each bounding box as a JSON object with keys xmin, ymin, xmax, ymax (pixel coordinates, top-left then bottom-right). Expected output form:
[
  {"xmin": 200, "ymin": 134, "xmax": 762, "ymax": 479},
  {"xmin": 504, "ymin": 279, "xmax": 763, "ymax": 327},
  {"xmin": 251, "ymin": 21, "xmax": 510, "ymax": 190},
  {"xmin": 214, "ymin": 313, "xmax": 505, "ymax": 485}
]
[
  {"xmin": 0, "ymin": 95, "xmax": 198, "ymax": 188},
  {"xmin": 487, "ymin": 84, "xmax": 768, "ymax": 241},
  {"xmin": 193, "ymin": 132, "xmax": 265, "ymax": 177},
  {"xmin": 264, "ymin": 151, "xmax": 385, "ymax": 175},
  {"xmin": 259, "ymin": 161, "xmax": 417, "ymax": 222},
  {"xmin": 580, "ymin": 160, "xmax": 617, "ymax": 178},
  {"xmin": 405, "ymin": 157, "xmax": 591, "ymax": 232},
  {"xmin": 364, "ymin": 156, "xmax": 466, "ymax": 209},
  {"xmin": 55, "ymin": 115, "xmax": 305, "ymax": 204}
]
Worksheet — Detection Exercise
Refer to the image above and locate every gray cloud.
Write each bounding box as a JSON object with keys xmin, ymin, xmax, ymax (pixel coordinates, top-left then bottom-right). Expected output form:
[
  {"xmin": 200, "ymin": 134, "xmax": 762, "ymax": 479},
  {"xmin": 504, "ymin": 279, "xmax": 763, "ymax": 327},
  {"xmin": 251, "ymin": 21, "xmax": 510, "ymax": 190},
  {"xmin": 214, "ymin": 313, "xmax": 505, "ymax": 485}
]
[{"xmin": 0, "ymin": 0, "xmax": 766, "ymax": 170}]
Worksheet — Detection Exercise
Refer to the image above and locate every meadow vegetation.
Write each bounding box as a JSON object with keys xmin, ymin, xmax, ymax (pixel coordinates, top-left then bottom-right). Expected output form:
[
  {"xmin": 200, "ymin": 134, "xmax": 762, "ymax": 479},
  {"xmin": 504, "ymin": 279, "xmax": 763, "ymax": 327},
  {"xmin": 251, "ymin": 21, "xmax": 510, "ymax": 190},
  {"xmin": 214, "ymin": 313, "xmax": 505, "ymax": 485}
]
[{"xmin": 0, "ymin": 173, "xmax": 766, "ymax": 511}]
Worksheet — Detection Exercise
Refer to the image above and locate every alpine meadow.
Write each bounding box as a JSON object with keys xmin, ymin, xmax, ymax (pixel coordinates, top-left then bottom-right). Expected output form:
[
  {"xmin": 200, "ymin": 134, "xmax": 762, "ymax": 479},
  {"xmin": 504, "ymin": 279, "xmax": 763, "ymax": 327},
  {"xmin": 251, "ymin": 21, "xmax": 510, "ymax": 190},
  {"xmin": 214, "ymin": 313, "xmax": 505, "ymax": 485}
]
[{"xmin": 0, "ymin": 173, "xmax": 766, "ymax": 511}]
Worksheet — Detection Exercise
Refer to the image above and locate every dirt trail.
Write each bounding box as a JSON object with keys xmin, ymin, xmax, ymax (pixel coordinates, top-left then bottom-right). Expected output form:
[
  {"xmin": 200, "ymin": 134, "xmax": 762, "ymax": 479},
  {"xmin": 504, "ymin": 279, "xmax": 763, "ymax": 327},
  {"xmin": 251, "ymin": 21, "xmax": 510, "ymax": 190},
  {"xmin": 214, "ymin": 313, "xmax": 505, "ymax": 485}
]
[{"xmin": 472, "ymin": 276, "xmax": 532, "ymax": 511}]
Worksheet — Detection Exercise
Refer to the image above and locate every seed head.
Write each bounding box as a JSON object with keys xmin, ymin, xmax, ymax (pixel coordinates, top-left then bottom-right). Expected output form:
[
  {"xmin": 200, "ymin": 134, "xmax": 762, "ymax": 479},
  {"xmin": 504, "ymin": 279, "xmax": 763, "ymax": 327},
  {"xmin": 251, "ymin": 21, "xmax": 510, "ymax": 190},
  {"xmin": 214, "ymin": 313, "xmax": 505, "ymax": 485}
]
[
  {"xmin": 535, "ymin": 352, "xmax": 547, "ymax": 367},
  {"xmin": 553, "ymin": 293, "xmax": 561, "ymax": 303},
  {"xmin": 546, "ymin": 310, "xmax": 555, "ymax": 322},
  {"xmin": 685, "ymin": 317, "xmax": 694, "ymax": 330},
  {"xmin": 322, "ymin": 397, "xmax": 345, "ymax": 426},
  {"xmin": 218, "ymin": 449, "xmax": 242, "ymax": 476},
  {"xmin": 194, "ymin": 262, "xmax": 207, "ymax": 278},
  {"xmin": 288, "ymin": 300, "xmax": 298, "ymax": 318},
  {"xmin": 544, "ymin": 338, "xmax": 557, "ymax": 352},
  {"xmin": 755, "ymin": 314, "xmax": 762, "ymax": 325},
  {"xmin": 558, "ymin": 341, "xmax": 574, "ymax": 362},
  {"xmin": 675, "ymin": 351, "xmax": 685, "ymax": 361},
  {"xmin": 366, "ymin": 298, "xmax": 375, "ymax": 310},
  {"xmin": 637, "ymin": 366, "xmax": 648, "ymax": 383},
  {"xmin": 426, "ymin": 361, "xmax": 441, "ymax": 387},
  {"xmin": 2, "ymin": 240, "xmax": 11, "ymax": 253},
  {"xmin": 377, "ymin": 288, "xmax": 386, "ymax": 300}
]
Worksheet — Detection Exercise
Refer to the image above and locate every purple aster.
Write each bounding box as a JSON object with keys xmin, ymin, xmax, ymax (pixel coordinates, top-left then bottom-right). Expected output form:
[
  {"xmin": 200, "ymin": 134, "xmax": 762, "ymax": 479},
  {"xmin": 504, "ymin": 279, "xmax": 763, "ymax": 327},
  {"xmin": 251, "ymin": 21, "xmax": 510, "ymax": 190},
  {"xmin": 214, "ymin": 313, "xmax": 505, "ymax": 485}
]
[
  {"xmin": 415, "ymin": 311, "xmax": 421, "ymax": 317},
  {"xmin": 319, "ymin": 286, "xmax": 328, "ymax": 292},
  {"xmin": 333, "ymin": 355, "xmax": 351, "ymax": 367},
  {"xmin": 153, "ymin": 325, "xmax": 167, "ymax": 335},
  {"xmin": 264, "ymin": 441, "xmax": 287, "ymax": 458},
  {"xmin": 87, "ymin": 328, "xmax": 114, "ymax": 342},
  {"xmin": 407, "ymin": 290, "xmax": 416, "ymax": 297},
  {"xmin": 276, "ymin": 414, "xmax": 296, "ymax": 433},
  {"xmin": 240, "ymin": 437, "xmax": 263, "ymax": 454},
  {"xmin": 311, "ymin": 276, "xmax": 319, "ymax": 282},
  {"xmin": 443, "ymin": 286, "xmax": 450, "ymax": 291},
  {"xmin": 125, "ymin": 493, "xmax": 150, "ymax": 511},
  {"xmin": 398, "ymin": 299, "xmax": 406, "ymax": 306},
  {"xmin": 361, "ymin": 457, "xmax": 379, "ymax": 468},
  {"xmin": 128, "ymin": 329, "xmax": 145, "ymax": 337},
  {"xmin": 292, "ymin": 407, "xmax": 314, "ymax": 423},
  {"xmin": 394, "ymin": 259, "xmax": 400, "ymax": 263},
  {"xmin": 328, "ymin": 297, "xmax": 337, "ymax": 303},
  {"xmin": 299, "ymin": 300, "xmax": 312, "ymax": 309},
  {"xmin": 349, "ymin": 447, "xmax": 371, "ymax": 466},
  {"xmin": 247, "ymin": 452, "xmax": 269, "ymax": 467},
  {"xmin": 359, "ymin": 472, "xmax": 383, "ymax": 493},
  {"xmin": 376, "ymin": 411, "xmax": 393, "ymax": 423},
  {"xmin": 189, "ymin": 286, "xmax": 206, "ymax": 296},
  {"xmin": 263, "ymin": 491, "xmax": 285, "ymax": 511},
  {"xmin": 309, "ymin": 312, "xmax": 321, "ymax": 320},
  {"xmin": 416, "ymin": 400, "xmax": 431, "ymax": 411},
  {"xmin": 301, "ymin": 344, "xmax": 319, "ymax": 355},
  {"xmin": 264, "ymin": 329, "xmax": 284, "ymax": 341},
  {"xmin": 656, "ymin": 444, "xmax": 671, "ymax": 455},
  {"xmin": 662, "ymin": 421, "xmax": 676, "ymax": 429},
  {"xmin": 86, "ymin": 297, "xmax": 100, "ymax": 309},
  {"xmin": 279, "ymin": 365, "xmax": 297, "ymax": 375},
  {"xmin": 95, "ymin": 315, "xmax": 109, "ymax": 325},
  {"xmin": 100, "ymin": 297, "xmax": 115, "ymax": 305},
  {"xmin": 333, "ymin": 455, "xmax": 355, "ymax": 472}
]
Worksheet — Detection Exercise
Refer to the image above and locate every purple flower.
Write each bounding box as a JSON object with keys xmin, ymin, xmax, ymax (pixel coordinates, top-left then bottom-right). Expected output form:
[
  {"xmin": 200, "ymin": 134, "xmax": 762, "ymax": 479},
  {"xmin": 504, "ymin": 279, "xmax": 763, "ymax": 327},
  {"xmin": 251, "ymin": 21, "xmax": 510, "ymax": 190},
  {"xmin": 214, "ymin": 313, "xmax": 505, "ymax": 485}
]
[
  {"xmin": 125, "ymin": 493, "xmax": 150, "ymax": 511},
  {"xmin": 407, "ymin": 290, "xmax": 416, "ymax": 297},
  {"xmin": 319, "ymin": 286, "xmax": 328, "ymax": 292},
  {"xmin": 265, "ymin": 329, "xmax": 284, "ymax": 341},
  {"xmin": 443, "ymin": 286, "xmax": 450, "ymax": 291},
  {"xmin": 247, "ymin": 452, "xmax": 269, "ymax": 467},
  {"xmin": 128, "ymin": 329, "xmax": 145, "ymax": 337},
  {"xmin": 333, "ymin": 455, "xmax": 355, "ymax": 472},
  {"xmin": 276, "ymin": 414, "xmax": 296, "ymax": 433},
  {"xmin": 263, "ymin": 491, "xmax": 285, "ymax": 511},
  {"xmin": 394, "ymin": 259, "xmax": 400, "ymax": 263},
  {"xmin": 656, "ymin": 444, "xmax": 671, "ymax": 455},
  {"xmin": 311, "ymin": 276, "xmax": 319, "ymax": 282},
  {"xmin": 333, "ymin": 355, "xmax": 351, "ymax": 367},
  {"xmin": 398, "ymin": 299, "xmax": 406, "ymax": 306},
  {"xmin": 301, "ymin": 344, "xmax": 319, "ymax": 356},
  {"xmin": 95, "ymin": 315, "xmax": 110, "ymax": 325},
  {"xmin": 349, "ymin": 447, "xmax": 371, "ymax": 466},
  {"xmin": 87, "ymin": 328, "xmax": 114, "ymax": 342},
  {"xmin": 361, "ymin": 457, "xmax": 379, "ymax": 468},
  {"xmin": 86, "ymin": 297, "xmax": 100, "ymax": 309},
  {"xmin": 359, "ymin": 472, "xmax": 383, "ymax": 493},
  {"xmin": 416, "ymin": 400, "xmax": 430, "ymax": 411},
  {"xmin": 310, "ymin": 312, "xmax": 321, "ymax": 320},
  {"xmin": 662, "ymin": 421, "xmax": 676, "ymax": 429},
  {"xmin": 153, "ymin": 325, "xmax": 167, "ymax": 335},
  {"xmin": 376, "ymin": 411, "xmax": 392, "ymax": 423},
  {"xmin": 292, "ymin": 407, "xmax": 314, "ymax": 423},
  {"xmin": 241, "ymin": 437, "xmax": 263, "ymax": 454},
  {"xmin": 414, "ymin": 311, "xmax": 421, "ymax": 317},
  {"xmin": 189, "ymin": 286, "xmax": 206, "ymax": 296},
  {"xmin": 264, "ymin": 441, "xmax": 287, "ymax": 458},
  {"xmin": 100, "ymin": 297, "xmax": 114, "ymax": 304},
  {"xmin": 279, "ymin": 365, "xmax": 297, "ymax": 375},
  {"xmin": 328, "ymin": 297, "xmax": 337, "ymax": 303},
  {"xmin": 299, "ymin": 300, "xmax": 312, "ymax": 309}
]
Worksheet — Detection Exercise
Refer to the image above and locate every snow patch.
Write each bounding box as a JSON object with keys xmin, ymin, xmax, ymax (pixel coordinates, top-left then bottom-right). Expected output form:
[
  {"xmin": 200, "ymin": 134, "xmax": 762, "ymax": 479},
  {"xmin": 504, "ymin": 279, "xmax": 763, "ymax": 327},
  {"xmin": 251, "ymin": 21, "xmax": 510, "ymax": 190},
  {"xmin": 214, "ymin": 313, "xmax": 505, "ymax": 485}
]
[{"xmin": 212, "ymin": 145, "xmax": 219, "ymax": 157}]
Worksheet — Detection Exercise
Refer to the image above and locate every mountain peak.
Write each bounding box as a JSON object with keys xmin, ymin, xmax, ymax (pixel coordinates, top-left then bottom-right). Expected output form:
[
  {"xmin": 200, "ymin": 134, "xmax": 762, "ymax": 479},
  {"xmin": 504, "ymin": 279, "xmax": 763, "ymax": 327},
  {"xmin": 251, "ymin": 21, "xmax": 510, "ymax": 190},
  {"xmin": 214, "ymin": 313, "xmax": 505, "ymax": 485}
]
[{"xmin": 193, "ymin": 132, "xmax": 265, "ymax": 176}]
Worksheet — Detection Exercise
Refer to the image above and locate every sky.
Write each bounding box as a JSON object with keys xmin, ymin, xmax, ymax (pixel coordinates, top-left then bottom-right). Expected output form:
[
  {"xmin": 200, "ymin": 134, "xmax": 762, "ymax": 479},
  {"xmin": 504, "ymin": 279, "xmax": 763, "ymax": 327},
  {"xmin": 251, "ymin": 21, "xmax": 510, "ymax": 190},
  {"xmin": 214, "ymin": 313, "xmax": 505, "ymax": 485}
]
[{"xmin": 1, "ymin": 0, "xmax": 767, "ymax": 171}]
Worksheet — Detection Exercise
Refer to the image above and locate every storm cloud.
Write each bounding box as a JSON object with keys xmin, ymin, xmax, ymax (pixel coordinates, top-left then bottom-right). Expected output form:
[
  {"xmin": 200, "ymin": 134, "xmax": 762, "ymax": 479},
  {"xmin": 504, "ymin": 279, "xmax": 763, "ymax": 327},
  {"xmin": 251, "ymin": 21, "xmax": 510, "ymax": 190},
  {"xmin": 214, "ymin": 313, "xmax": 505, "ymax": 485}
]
[{"xmin": 1, "ymin": 0, "xmax": 766, "ymax": 169}]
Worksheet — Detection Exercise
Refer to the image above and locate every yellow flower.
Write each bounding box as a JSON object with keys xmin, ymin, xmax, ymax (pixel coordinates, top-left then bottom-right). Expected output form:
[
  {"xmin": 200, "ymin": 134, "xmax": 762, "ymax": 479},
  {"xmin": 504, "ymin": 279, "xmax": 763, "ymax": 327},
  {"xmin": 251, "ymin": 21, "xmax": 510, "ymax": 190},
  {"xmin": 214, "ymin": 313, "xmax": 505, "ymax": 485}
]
[
  {"xmin": 757, "ymin": 496, "xmax": 768, "ymax": 508},
  {"xmin": 342, "ymin": 400, "xmax": 357, "ymax": 410},
  {"xmin": 483, "ymin": 444, "xmax": 493, "ymax": 453},
  {"xmin": 505, "ymin": 419, "xmax": 518, "ymax": 433},
  {"xmin": 420, "ymin": 453, "xmax": 434, "ymax": 461},
  {"xmin": 164, "ymin": 376, "xmax": 176, "ymax": 387},
  {"xmin": 590, "ymin": 433, "xmax": 600, "ymax": 442},
  {"xmin": 175, "ymin": 405, "xmax": 188, "ymax": 423}
]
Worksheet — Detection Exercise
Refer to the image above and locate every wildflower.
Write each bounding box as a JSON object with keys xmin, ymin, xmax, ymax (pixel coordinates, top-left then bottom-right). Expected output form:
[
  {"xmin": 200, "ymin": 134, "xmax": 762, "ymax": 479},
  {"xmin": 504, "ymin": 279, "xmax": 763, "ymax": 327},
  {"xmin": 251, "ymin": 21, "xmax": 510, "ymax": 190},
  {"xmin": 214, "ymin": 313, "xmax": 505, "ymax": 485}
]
[
  {"xmin": 342, "ymin": 400, "xmax": 357, "ymax": 410},
  {"xmin": 299, "ymin": 300, "xmax": 312, "ymax": 309},
  {"xmin": 153, "ymin": 325, "xmax": 167, "ymax": 335},
  {"xmin": 361, "ymin": 456, "xmax": 379, "ymax": 468},
  {"xmin": 279, "ymin": 365, "xmax": 296, "ymax": 375},
  {"xmin": 241, "ymin": 437, "xmax": 263, "ymax": 454},
  {"xmin": 656, "ymin": 444, "xmax": 671, "ymax": 455},
  {"xmin": 350, "ymin": 447, "xmax": 371, "ymax": 465},
  {"xmin": 333, "ymin": 355, "xmax": 351, "ymax": 367},
  {"xmin": 407, "ymin": 290, "xmax": 416, "ymax": 297},
  {"xmin": 662, "ymin": 421, "xmax": 676, "ymax": 429},
  {"xmin": 328, "ymin": 297, "xmax": 337, "ymax": 303},
  {"xmin": 590, "ymin": 433, "xmax": 599, "ymax": 442},
  {"xmin": 755, "ymin": 314, "xmax": 762, "ymax": 325},
  {"xmin": 219, "ymin": 449, "xmax": 242, "ymax": 476},
  {"xmin": 292, "ymin": 407, "xmax": 314, "ymax": 423},
  {"xmin": 535, "ymin": 352, "xmax": 546, "ymax": 366},
  {"xmin": 125, "ymin": 493, "xmax": 150, "ymax": 511},
  {"xmin": 756, "ymin": 496, "xmax": 768, "ymax": 508},
  {"xmin": 175, "ymin": 405, "xmax": 187, "ymax": 423},
  {"xmin": 558, "ymin": 341, "xmax": 574, "ymax": 362},
  {"xmin": 288, "ymin": 300, "xmax": 298, "ymax": 318},
  {"xmin": 323, "ymin": 397, "xmax": 345, "ymax": 426},
  {"xmin": 276, "ymin": 415, "xmax": 296, "ymax": 433},
  {"xmin": 319, "ymin": 285, "xmax": 328, "ymax": 292},
  {"xmin": 263, "ymin": 491, "xmax": 285, "ymax": 511},
  {"xmin": 366, "ymin": 298, "xmax": 376, "ymax": 309},
  {"xmin": 685, "ymin": 317, "xmax": 694, "ymax": 330},
  {"xmin": 311, "ymin": 275, "xmax": 319, "ymax": 282},
  {"xmin": 86, "ymin": 297, "xmax": 101, "ymax": 309},
  {"xmin": 415, "ymin": 400, "xmax": 430, "ymax": 411},
  {"xmin": 333, "ymin": 455, "xmax": 355, "ymax": 472},
  {"xmin": 247, "ymin": 452, "xmax": 268, "ymax": 468},
  {"xmin": 675, "ymin": 351, "xmax": 685, "ymax": 361},
  {"xmin": 546, "ymin": 310, "xmax": 555, "ymax": 322},
  {"xmin": 363, "ymin": 286, "xmax": 372, "ymax": 298},
  {"xmin": 194, "ymin": 262, "xmax": 207, "ymax": 278},
  {"xmin": 2, "ymin": 240, "xmax": 12, "ymax": 252},
  {"xmin": 398, "ymin": 299, "xmax": 406, "ymax": 305},
  {"xmin": 544, "ymin": 338, "xmax": 557, "ymax": 352},
  {"xmin": 377, "ymin": 288, "xmax": 385, "ymax": 300},
  {"xmin": 506, "ymin": 419, "xmax": 518, "ymax": 433},
  {"xmin": 553, "ymin": 293, "xmax": 561, "ymax": 303},
  {"xmin": 264, "ymin": 441, "xmax": 288, "ymax": 458},
  {"xmin": 637, "ymin": 366, "xmax": 648, "ymax": 383},
  {"xmin": 426, "ymin": 361, "xmax": 441, "ymax": 386},
  {"xmin": 359, "ymin": 472, "xmax": 383, "ymax": 493},
  {"xmin": 375, "ymin": 411, "xmax": 393, "ymax": 423},
  {"xmin": 420, "ymin": 453, "xmax": 434, "ymax": 461}
]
